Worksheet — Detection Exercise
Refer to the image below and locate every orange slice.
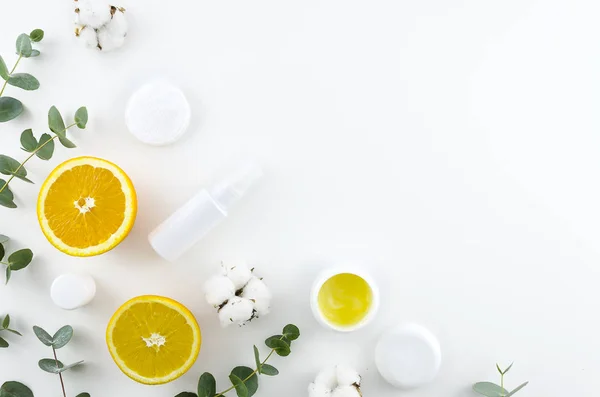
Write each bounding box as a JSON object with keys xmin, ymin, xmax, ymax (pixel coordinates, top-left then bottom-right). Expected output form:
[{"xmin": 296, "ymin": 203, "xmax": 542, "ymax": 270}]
[
  {"xmin": 37, "ymin": 156, "xmax": 137, "ymax": 256},
  {"xmin": 106, "ymin": 295, "xmax": 202, "ymax": 384}
]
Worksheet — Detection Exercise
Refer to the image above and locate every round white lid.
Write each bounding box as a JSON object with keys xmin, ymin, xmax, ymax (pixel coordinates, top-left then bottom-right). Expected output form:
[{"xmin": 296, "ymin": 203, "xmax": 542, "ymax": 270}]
[
  {"xmin": 375, "ymin": 323, "xmax": 442, "ymax": 389},
  {"xmin": 50, "ymin": 274, "xmax": 96, "ymax": 310},
  {"xmin": 125, "ymin": 81, "xmax": 191, "ymax": 146}
]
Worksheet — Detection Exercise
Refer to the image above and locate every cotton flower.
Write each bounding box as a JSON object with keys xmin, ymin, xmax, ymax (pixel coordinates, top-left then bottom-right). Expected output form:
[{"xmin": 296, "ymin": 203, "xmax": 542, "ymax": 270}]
[
  {"xmin": 74, "ymin": 0, "xmax": 128, "ymax": 51},
  {"xmin": 204, "ymin": 261, "xmax": 272, "ymax": 327},
  {"xmin": 309, "ymin": 365, "xmax": 362, "ymax": 397}
]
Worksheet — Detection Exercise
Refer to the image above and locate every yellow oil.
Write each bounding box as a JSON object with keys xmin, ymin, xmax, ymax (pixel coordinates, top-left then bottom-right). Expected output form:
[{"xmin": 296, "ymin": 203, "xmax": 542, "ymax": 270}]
[{"xmin": 317, "ymin": 273, "xmax": 373, "ymax": 327}]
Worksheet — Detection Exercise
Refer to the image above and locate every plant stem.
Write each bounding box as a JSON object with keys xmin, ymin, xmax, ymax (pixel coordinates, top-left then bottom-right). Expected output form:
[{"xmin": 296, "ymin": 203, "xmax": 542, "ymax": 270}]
[
  {"xmin": 0, "ymin": 54, "xmax": 22, "ymax": 97},
  {"xmin": 52, "ymin": 347, "xmax": 67, "ymax": 397},
  {"xmin": 501, "ymin": 373, "xmax": 504, "ymax": 391},
  {"xmin": 213, "ymin": 336, "xmax": 285, "ymax": 397},
  {"xmin": 0, "ymin": 123, "xmax": 76, "ymax": 195}
]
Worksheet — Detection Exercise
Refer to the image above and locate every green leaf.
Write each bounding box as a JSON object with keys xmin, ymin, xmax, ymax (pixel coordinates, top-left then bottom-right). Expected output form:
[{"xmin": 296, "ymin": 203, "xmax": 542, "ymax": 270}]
[
  {"xmin": 29, "ymin": 29, "xmax": 44, "ymax": 42},
  {"xmin": 0, "ymin": 97, "xmax": 24, "ymax": 123},
  {"xmin": 0, "ymin": 243, "xmax": 4, "ymax": 261},
  {"xmin": 75, "ymin": 394, "xmax": 91, "ymax": 397},
  {"xmin": 0, "ymin": 56, "xmax": 8, "ymax": 80},
  {"xmin": 2, "ymin": 314, "xmax": 10, "ymax": 329},
  {"xmin": 57, "ymin": 360, "xmax": 84, "ymax": 373},
  {"xmin": 0, "ymin": 235, "xmax": 8, "ymax": 244},
  {"xmin": 175, "ymin": 393, "xmax": 197, "ymax": 397},
  {"xmin": 503, "ymin": 362, "xmax": 514, "ymax": 375},
  {"xmin": 0, "ymin": 155, "xmax": 27, "ymax": 180},
  {"xmin": 253, "ymin": 345, "xmax": 262, "ymax": 374},
  {"xmin": 260, "ymin": 364, "xmax": 278, "ymax": 376},
  {"xmin": 231, "ymin": 367, "xmax": 258, "ymax": 397},
  {"xmin": 283, "ymin": 324, "xmax": 300, "ymax": 340},
  {"xmin": 265, "ymin": 336, "xmax": 290, "ymax": 356},
  {"xmin": 0, "ymin": 381, "xmax": 34, "ymax": 397},
  {"xmin": 5, "ymin": 329, "xmax": 22, "ymax": 336},
  {"xmin": 20, "ymin": 129, "xmax": 38, "ymax": 152},
  {"xmin": 5, "ymin": 267, "xmax": 11, "ymax": 284},
  {"xmin": 58, "ymin": 136, "xmax": 76, "ymax": 149},
  {"xmin": 16, "ymin": 34, "xmax": 32, "ymax": 57},
  {"xmin": 75, "ymin": 107, "xmax": 88, "ymax": 129},
  {"xmin": 33, "ymin": 325, "xmax": 53, "ymax": 346},
  {"xmin": 8, "ymin": 249, "xmax": 33, "ymax": 271},
  {"xmin": 27, "ymin": 50, "xmax": 40, "ymax": 58},
  {"xmin": 52, "ymin": 325, "xmax": 73, "ymax": 349},
  {"xmin": 473, "ymin": 382, "xmax": 510, "ymax": 397},
  {"xmin": 506, "ymin": 382, "xmax": 528, "ymax": 397},
  {"xmin": 7, "ymin": 74, "xmax": 39, "ymax": 91},
  {"xmin": 0, "ymin": 336, "xmax": 7, "ymax": 348},
  {"xmin": 36, "ymin": 134, "xmax": 55, "ymax": 160},
  {"xmin": 197, "ymin": 372, "xmax": 216, "ymax": 397},
  {"xmin": 228, "ymin": 374, "xmax": 248, "ymax": 397},
  {"xmin": 0, "ymin": 179, "xmax": 16, "ymax": 209},
  {"xmin": 48, "ymin": 106, "xmax": 65, "ymax": 134},
  {"xmin": 38, "ymin": 358, "xmax": 64, "ymax": 374}
]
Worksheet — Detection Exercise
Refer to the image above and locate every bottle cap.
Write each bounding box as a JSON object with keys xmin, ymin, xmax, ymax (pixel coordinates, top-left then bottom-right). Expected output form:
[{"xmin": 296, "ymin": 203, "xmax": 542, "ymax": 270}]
[{"xmin": 149, "ymin": 162, "xmax": 263, "ymax": 262}]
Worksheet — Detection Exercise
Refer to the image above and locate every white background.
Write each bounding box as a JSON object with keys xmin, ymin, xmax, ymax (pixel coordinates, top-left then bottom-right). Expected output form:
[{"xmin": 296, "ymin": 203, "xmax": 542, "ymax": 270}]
[{"xmin": 1, "ymin": 1, "xmax": 599, "ymax": 396}]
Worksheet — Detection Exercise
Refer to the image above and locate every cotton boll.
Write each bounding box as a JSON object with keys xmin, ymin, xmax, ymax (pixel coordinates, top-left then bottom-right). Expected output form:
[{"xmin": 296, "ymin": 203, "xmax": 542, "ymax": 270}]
[
  {"xmin": 218, "ymin": 297, "xmax": 255, "ymax": 327},
  {"xmin": 222, "ymin": 261, "xmax": 253, "ymax": 290},
  {"xmin": 336, "ymin": 365, "xmax": 361, "ymax": 387},
  {"xmin": 241, "ymin": 277, "xmax": 272, "ymax": 316},
  {"xmin": 96, "ymin": 10, "xmax": 127, "ymax": 51},
  {"xmin": 331, "ymin": 386, "xmax": 361, "ymax": 397},
  {"xmin": 315, "ymin": 366, "xmax": 338, "ymax": 390},
  {"xmin": 308, "ymin": 383, "xmax": 332, "ymax": 397},
  {"xmin": 204, "ymin": 276, "xmax": 235, "ymax": 307},
  {"xmin": 76, "ymin": 26, "xmax": 99, "ymax": 49},
  {"xmin": 75, "ymin": 0, "xmax": 112, "ymax": 29}
]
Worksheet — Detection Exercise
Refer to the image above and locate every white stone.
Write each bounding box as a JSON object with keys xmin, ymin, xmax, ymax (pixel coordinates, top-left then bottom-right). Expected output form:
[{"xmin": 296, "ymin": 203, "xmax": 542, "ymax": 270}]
[
  {"xmin": 51, "ymin": 274, "xmax": 96, "ymax": 310},
  {"xmin": 125, "ymin": 82, "xmax": 191, "ymax": 146}
]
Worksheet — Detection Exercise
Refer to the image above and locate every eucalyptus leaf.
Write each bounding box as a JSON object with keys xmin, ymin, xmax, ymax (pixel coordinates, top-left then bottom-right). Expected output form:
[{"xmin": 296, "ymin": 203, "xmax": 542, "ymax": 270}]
[
  {"xmin": 75, "ymin": 394, "xmax": 91, "ymax": 397},
  {"xmin": 33, "ymin": 325, "xmax": 53, "ymax": 346},
  {"xmin": 0, "ymin": 56, "xmax": 8, "ymax": 80},
  {"xmin": 265, "ymin": 336, "xmax": 290, "ymax": 356},
  {"xmin": 0, "ymin": 155, "xmax": 27, "ymax": 181},
  {"xmin": 0, "ymin": 180, "xmax": 16, "ymax": 208},
  {"xmin": 0, "ymin": 336, "xmax": 7, "ymax": 348},
  {"xmin": 58, "ymin": 136, "xmax": 76, "ymax": 149},
  {"xmin": 8, "ymin": 249, "xmax": 33, "ymax": 271},
  {"xmin": 228, "ymin": 374, "xmax": 248, "ymax": 397},
  {"xmin": 7, "ymin": 74, "xmax": 39, "ymax": 91},
  {"xmin": 231, "ymin": 366, "xmax": 258, "ymax": 397},
  {"xmin": 29, "ymin": 29, "xmax": 44, "ymax": 42},
  {"xmin": 175, "ymin": 393, "xmax": 197, "ymax": 397},
  {"xmin": 473, "ymin": 382, "xmax": 509, "ymax": 397},
  {"xmin": 36, "ymin": 134, "xmax": 55, "ymax": 160},
  {"xmin": 0, "ymin": 243, "xmax": 4, "ymax": 261},
  {"xmin": 48, "ymin": 106, "xmax": 65, "ymax": 134},
  {"xmin": 2, "ymin": 314, "xmax": 10, "ymax": 329},
  {"xmin": 16, "ymin": 34, "xmax": 32, "ymax": 57},
  {"xmin": 0, "ymin": 97, "xmax": 24, "ymax": 123},
  {"xmin": 58, "ymin": 360, "xmax": 84, "ymax": 373},
  {"xmin": 503, "ymin": 362, "xmax": 514, "ymax": 375},
  {"xmin": 5, "ymin": 267, "xmax": 11, "ymax": 284},
  {"xmin": 20, "ymin": 129, "xmax": 38, "ymax": 152},
  {"xmin": 260, "ymin": 364, "xmax": 278, "ymax": 376},
  {"xmin": 506, "ymin": 382, "xmax": 529, "ymax": 397},
  {"xmin": 27, "ymin": 50, "xmax": 40, "ymax": 58},
  {"xmin": 5, "ymin": 329, "xmax": 22, "ymax": 336},
  {"xmin": 0, "ymin": 235, "xmax": 8, "ymax": 244},
  {"xmin": 38, "ymin": 358, "xmax": 64, "ymax": 374},
  {"xmin": 197, "ymin": 372, "xmax": 216, "ymax": 397},
  {"xmin": 0, "ymin": 381, "xmax": 34, "ymax": 397},
  {"xmin": 283, "ymin": 324, "xmax": 300, "ymax": 340},
  {"xmin": 52, "ymin": 325, "xmax": 73, "ymax": 349},
  {"xmin": 75, "ymin": 107, "xmax": 88, "ymax": 129},
  {"xmin": 253, "ymin": 345, "xmax": 261, "ymax": 374}
]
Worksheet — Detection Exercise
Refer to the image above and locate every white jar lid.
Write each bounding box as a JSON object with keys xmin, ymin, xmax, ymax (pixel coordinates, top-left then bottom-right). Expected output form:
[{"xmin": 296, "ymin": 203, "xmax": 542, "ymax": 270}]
[
  {"xmin": 125, "ymin": 81, "xmax": 191, "ymax": 146},
  {"xmin": 375, "ymin": 323, "xmax": 441, "ymax": 388}
]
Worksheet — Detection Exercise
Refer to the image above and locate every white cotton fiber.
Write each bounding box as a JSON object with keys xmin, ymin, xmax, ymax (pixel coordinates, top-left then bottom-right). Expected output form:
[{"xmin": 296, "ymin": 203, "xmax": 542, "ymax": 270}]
[
  {"xmin": 75, "ymin": 0, "xmax": 112, "ymax": 28},
  {"xmin": 218, "ymin": 297, "xmax": 255, "ymax": 327},
  {"xmin": 204, "ymin": 275, "xmax": 235, "ymax": 307},
  {"xmin": 125, "ymin": 82, "xmax": 191, "ymax": 146},
  {"xmin": 222, "ymin": 261, "xmax": 253, "ymax": 290},
  {"xmin": 331, "ymin": 386, "xmax": 361, "ymax": 397},
  {"xmin": 241, "ymin": 277, "xmax": 272, "ymax": 316}
]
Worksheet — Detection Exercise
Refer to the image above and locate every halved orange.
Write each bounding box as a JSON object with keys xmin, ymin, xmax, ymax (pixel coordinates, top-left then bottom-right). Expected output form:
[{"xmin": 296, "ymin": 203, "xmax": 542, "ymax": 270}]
[
  {"xmin": 106, "ymin": 295, "xmax": 202, "ymax": 384},
  {"xmin": 37, "ymin": 156, "xmax": 137, "ymax": 256}
]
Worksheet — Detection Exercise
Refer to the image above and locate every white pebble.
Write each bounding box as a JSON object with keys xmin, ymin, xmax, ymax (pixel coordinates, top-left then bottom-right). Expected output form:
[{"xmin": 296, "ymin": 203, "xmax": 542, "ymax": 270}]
[
  {"xmin": 204, "ymin": 275, "xmax": 235, "ymax": 307},
  {"xmin": 315, "ymin": 366, "xmax": 338, "ymax": 390},
  {"xmin": 75, "ymin": 0, "xmax": 112, "ymax": 29},
  {"xmin": 51, "ymin": 274, "xmax": 96, "ymax": 310},
  {"xmin": 222, "ymin": 261, "xmax": 253, "ymax": 290},
  {"xmin": 331, "ymin": 386, "xmax": 361, "ymax": 397},
  {"xmin": 308, "ymin": 383, "xmax": 332, "ymax": 397},
  {"xmin": 125, "ymin": 82, "xmax": 191, "ymax": 146},
  {"xmin": 241, "ymin": 276, "xmax": 272, "ymax": 316},
  {"xmin": 218, "ymin": 297, "xmax": 255, "ymax": 327},
  {"xmin": 336, "ymin": 364, "xmax": 361, "ymax": 387}
]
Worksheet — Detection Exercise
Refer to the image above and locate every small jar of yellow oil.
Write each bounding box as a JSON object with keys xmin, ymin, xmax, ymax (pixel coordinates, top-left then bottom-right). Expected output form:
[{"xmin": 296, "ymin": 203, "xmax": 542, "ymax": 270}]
[{"xmin": 311, "ymin": 268, "xmax": 379, "ymax": 332}]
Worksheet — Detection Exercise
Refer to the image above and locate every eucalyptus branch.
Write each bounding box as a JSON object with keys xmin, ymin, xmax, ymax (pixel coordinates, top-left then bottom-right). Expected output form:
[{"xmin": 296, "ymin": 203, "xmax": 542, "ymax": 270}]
[
  {"xmin": 175, "ymin": 324, "xmax": 300, "ymax": 397},
  {"xmin": 473, "ymin": 363, "xmax": 529, "ymax": 397},
  {"xmin": 0, "ymin": 234, "xmax": 33, "ymax": 284},
  {"xmin": 0, "ymin": 29, "xmax": 44, "ymax": 123},
  {"xmin": 0, "ymin": 106, "xmax": 88, "ymax": 209},
  {"xmin": 33, "ymin": 325, "xmax": 90, "ymax": 397},
  {"xmin": 0, "ymin": 314, "xmax": 22, "ymax": 348}
]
